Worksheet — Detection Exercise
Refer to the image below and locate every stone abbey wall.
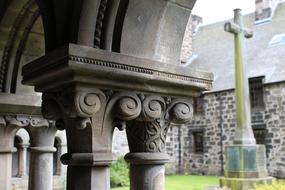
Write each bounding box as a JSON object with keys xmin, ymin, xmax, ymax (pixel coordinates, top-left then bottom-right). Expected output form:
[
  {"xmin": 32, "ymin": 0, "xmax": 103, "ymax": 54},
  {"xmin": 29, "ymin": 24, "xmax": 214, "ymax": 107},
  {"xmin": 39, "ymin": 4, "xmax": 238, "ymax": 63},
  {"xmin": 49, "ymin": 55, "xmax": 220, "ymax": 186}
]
[{"xmin": 164, "ymin": 82, "xmax": 285, "ymax": 178}]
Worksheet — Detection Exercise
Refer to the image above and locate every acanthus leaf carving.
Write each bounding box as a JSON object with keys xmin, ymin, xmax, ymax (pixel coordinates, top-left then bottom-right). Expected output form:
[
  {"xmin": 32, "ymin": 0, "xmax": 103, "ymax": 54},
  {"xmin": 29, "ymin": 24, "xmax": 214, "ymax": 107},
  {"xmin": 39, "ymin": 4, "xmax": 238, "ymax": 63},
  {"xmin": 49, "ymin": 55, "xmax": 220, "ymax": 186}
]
[
  {"xmin": 5, "ymin": 115, "xmax": 31, "ymax": 127},
  {"xmin": 30, "ymin": 116, "xmax": 50, "ymax": 127},
  {"xmin": 0, "ymin": 115, "xmax": 50, "ymax": 129},
  {"xmin": 126, "ymin": 97, "xmax": 193, "ymax": 153}
]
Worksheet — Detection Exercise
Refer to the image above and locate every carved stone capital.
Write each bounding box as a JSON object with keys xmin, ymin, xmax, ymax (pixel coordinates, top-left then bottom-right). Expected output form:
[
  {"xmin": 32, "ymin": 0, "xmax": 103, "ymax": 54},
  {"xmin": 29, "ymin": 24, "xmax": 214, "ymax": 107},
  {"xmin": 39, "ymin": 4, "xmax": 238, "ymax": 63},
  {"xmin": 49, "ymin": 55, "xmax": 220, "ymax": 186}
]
[
  {"xmin": 40, "ymin": 87, "xmax": 193, "ymax": 155},
  {"xmin": 125, "ymin": 96, "xmax": 193, "ymax": 153},
  {"xmin": 42, "ymin": 88, "xmax": 105, "ymax": 130},
  {"xmin": 0, "ymin": 114, "xmax": 50, "ymax": 150}
]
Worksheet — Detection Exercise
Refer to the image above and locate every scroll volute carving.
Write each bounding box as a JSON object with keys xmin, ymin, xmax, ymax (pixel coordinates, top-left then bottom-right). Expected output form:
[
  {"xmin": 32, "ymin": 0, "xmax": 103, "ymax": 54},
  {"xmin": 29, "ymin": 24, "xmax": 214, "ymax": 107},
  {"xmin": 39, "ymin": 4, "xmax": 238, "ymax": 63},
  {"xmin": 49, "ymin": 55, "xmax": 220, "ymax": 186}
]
[
  {"xmin": 41, "ymin": 88, "xmax": 105, "ymax": 130},
  {"xmin": 166, "ymin": 99, "xmax": 194, "ymax": 125},
  {"xmin": 41, "ymin": 88, "xmax": 107, "ymax": 153}
]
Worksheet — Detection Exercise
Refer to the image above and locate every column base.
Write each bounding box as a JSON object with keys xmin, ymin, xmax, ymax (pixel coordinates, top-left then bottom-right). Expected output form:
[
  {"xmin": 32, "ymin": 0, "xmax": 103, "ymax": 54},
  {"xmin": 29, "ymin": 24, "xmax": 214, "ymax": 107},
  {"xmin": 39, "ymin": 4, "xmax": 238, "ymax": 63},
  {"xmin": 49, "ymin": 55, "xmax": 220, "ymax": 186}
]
[{"xmin": 220, "ymin": 177, "xmax": 273, "ymax": 190}]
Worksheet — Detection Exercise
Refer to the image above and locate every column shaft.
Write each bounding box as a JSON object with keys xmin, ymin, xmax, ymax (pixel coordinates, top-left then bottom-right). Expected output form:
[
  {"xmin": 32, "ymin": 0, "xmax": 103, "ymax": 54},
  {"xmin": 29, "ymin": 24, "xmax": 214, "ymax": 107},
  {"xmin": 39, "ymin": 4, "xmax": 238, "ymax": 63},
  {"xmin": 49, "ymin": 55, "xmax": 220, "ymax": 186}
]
[
  {"xmin": 125, "ymin": 153, "xmax": 169, "ymax": 190},
  {"xmin": 66, "ymin": 166, "xmax": 110, "ymax": 190},
  {"xmin": 28, "ymin": 147, "xmax": 55, "ymax": 190},
  {"xmin": 0, "ymin": 153, "xmax": 13, "ymax": 190},
  {"xmin": 26, "ymin": 120, "xmax": 57, "ymax": 190},
  {"xmin": 17, "ymin": 145, "xmax": 28, "ymax": 177},
  {"xmin": 130, "ymin": 164, "xmax": 165, "ymax": 190}
]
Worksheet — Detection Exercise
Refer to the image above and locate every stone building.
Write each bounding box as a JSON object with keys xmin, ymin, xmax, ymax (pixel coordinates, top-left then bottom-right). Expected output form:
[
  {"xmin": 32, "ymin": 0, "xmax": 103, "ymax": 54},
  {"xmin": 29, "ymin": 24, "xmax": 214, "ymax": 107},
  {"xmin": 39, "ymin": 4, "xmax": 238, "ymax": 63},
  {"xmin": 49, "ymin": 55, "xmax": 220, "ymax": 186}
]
[{"xmin": 165, "ymin": 0, "xmax": 285, "ymax": 178}]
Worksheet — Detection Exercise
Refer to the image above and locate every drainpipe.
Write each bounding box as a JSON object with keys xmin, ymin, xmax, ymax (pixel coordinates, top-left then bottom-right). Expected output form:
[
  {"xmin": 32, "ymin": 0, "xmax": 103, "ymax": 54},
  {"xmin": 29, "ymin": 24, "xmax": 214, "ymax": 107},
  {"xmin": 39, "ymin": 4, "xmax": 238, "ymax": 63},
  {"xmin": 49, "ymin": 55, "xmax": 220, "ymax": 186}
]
[{"xmin": 217, "ymin": 93, "xmax": 224, "ymax": 175}]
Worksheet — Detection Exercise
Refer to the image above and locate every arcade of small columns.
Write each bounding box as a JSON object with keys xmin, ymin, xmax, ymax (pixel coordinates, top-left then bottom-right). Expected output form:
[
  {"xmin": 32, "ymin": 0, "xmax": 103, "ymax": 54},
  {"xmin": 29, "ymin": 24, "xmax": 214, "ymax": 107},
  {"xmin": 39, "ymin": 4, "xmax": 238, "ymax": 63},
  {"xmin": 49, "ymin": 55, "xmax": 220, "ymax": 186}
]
[
  {"xmin": 0, "ymin": 0, "xmax": 214, "ymax": 190},
  {"xmin": 0, "ymin": 114, "xmax": 68, "ymax": 190}
]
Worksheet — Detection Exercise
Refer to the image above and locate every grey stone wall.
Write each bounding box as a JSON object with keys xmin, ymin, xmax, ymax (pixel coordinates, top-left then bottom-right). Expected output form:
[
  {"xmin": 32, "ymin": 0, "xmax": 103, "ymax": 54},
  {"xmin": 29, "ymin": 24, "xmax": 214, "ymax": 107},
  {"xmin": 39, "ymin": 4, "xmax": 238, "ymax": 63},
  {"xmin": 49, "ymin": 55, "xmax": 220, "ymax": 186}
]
[
  {"xmin": 165, "ymin": 82, "xmax": 285, "ymax": 178},
  {"xmin": 111, "ymin": 82, "xmax": 285, "ymax": 178}
]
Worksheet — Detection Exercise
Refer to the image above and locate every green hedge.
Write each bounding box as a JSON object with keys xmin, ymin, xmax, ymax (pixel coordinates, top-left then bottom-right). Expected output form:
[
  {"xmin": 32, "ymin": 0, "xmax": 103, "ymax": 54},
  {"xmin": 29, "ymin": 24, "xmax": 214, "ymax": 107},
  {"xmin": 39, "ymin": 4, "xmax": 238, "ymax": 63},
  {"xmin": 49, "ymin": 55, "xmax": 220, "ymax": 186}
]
[{"xmin": 110, "ymin": 156, "xmax": 129, "ymax": 188}]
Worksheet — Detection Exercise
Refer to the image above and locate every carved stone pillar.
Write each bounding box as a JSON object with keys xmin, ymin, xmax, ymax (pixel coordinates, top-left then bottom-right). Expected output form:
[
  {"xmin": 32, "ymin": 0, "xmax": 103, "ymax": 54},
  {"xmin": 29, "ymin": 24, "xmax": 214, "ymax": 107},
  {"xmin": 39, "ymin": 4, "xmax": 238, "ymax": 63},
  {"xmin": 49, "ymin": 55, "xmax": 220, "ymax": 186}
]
[
  {"xmin": 40, "ymin": 89, "xmax": 143, "ymax": 190},
  {"xmin": 26, "ymin": 118, "xmax": 57, "ymax": 190},
  {"xmin": 17, "ymin": 143, "xmax": 29, "ymax": 177},
  {"xmin": 22, "ymin": 44, "xmax": 213, "ymax": 190},
  {"xmin": 125, "ymin": 97, "xmax": 193, "ymax": 190},
  {"xmin": 0, "ymin": 115, "xmax": 30, "ymax": 190}
]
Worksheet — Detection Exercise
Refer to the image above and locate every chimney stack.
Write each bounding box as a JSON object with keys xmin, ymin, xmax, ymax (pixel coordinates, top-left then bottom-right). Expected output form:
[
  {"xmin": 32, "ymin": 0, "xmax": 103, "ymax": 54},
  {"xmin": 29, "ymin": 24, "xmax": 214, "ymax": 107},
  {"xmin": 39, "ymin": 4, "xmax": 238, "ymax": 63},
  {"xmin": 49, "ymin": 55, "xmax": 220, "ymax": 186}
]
[{"xmin": 255, "ymin": 0, "xmax": 280, "ymax": 21}]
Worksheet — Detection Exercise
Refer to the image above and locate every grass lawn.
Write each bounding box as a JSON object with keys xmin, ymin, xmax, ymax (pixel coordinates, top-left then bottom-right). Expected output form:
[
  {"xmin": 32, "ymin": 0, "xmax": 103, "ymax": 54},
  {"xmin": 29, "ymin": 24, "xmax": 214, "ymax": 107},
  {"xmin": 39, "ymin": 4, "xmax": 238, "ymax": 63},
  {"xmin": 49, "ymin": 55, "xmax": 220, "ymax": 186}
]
[{"xmin": 112, "ymin": 175, "xmax": 219, "ymax": 190}]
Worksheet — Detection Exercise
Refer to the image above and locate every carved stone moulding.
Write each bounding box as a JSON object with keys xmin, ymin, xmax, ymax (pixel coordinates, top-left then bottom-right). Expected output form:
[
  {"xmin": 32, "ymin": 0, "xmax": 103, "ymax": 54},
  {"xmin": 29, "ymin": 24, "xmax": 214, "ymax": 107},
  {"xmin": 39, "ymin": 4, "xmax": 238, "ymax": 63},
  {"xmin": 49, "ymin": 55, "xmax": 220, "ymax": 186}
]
[
  {"xmin": 0, "ymin": 114, "xmax": 50, "ymax": 149},
  {"xmin": 22, "ymin": 43, "xmax": 213, "ymax": 97}
]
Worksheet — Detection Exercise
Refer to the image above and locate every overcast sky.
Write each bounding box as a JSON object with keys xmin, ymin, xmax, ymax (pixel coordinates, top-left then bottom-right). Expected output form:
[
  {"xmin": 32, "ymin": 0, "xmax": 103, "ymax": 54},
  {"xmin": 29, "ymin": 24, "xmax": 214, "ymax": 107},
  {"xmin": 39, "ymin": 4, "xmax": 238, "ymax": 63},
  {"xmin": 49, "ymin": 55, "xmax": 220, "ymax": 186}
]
[{"xmin": 192, "ymin": 0, "xmax": 256, "ymax": 24}]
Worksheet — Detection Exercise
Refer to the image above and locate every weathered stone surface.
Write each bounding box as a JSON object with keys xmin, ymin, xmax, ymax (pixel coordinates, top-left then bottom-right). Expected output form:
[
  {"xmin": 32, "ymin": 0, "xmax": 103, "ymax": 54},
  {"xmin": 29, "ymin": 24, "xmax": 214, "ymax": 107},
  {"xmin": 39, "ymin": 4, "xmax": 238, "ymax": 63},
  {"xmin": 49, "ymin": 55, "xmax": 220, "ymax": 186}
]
[
  {"xmin": 22, "ymin": 39, "xmax": 211, "ymax": 190},
  {"xmin": 120, "ymin": 0, "xmax": 195, "ymax": 65},
  {"xmin": 22, "ymin": 44, "xmax": 213, "ymax": 96}
]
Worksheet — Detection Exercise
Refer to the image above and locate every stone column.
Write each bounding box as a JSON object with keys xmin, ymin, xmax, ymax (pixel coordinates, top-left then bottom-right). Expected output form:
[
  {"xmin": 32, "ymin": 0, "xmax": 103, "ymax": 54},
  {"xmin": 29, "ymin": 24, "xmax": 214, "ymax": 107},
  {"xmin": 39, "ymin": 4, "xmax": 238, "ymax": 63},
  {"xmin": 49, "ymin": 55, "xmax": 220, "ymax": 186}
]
[
  {"xmin": 55, "ymin": 142, "xmax": 67, "ymax": 176},
  {"xmin": 125, "ymin": 97, "xmax": 193, "ymax": 190},
  {"xmin": 0, "ymin": 115, "xmax": 30, "ymax": 190},
  {"xmin": 22, "ymin": 44, "xmax": 212, "ymax": 190},
  {"xmin": 17, "ymin": 143, "xmax": 29, "ymax": 177},
  {"xmin": 41, "ymin": 88, "xmax": 119, "ymax": 190},
  {"xmin": 26, "ymin": 118, "xmax": 57, "ymax": 190}
]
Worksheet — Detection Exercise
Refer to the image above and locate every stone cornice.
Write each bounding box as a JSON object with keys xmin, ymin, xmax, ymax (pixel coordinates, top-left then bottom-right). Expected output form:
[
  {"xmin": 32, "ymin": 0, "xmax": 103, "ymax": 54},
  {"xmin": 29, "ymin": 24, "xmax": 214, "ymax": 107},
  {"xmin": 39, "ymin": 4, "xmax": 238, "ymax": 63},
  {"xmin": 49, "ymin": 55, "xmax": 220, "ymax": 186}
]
[
  {"xmin": 0, "ymin": 93, "xmax": 41, "ymax": 114},
  {"xmin": 22, "ymin": 44, "xmax": 213, "ymax": 97}
]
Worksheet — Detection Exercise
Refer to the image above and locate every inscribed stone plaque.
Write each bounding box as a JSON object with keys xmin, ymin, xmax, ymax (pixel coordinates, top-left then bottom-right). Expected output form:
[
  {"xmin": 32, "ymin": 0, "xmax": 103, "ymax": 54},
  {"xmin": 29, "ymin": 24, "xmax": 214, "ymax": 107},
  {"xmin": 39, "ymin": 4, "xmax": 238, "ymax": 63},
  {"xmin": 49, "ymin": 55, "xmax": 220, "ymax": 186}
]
[
  {"xmin": 228, "ymin": 147, "xmax": 239, "ymax": 171},
  {"xmin": 243, "ymin": 147, "xmax": 257, "ymax": 171}
]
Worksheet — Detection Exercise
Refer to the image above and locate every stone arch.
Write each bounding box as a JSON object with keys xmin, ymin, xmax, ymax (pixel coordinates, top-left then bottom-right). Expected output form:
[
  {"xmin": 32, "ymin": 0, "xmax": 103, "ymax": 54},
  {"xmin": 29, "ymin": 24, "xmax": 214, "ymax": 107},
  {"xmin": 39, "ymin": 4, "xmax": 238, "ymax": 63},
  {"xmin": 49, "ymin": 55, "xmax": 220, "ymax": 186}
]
[
  {"xmin": 12, "ymin": 128, "xmax": 30, "ymax": 177},
  {"xmin": 15, "ymin": 128, "xmax": 31, "ymax": 146},
  {"xmin": 29, "ymin": 0, "xmax": 131, "ymax": 51},
  {"xmin": 0, "ymin": 0, "xmax": 45, "ymax": 94},
  {"xmin": 27, "ymin": 0, "xmax": 198, "ymax": 60}
]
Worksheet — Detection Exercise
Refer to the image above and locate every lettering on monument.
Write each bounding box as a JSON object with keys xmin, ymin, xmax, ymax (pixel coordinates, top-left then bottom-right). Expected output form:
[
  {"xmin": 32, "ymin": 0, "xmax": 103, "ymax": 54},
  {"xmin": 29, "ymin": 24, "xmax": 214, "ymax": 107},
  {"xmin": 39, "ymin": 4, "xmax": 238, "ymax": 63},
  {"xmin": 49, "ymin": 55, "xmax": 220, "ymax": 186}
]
[
  {"xmin": 227, "ymin": 147, "xmax": 240, "ymax": 172},
  {"xmin": 243, "ymin": 147, "xmax": 257, "ymax": 172}
]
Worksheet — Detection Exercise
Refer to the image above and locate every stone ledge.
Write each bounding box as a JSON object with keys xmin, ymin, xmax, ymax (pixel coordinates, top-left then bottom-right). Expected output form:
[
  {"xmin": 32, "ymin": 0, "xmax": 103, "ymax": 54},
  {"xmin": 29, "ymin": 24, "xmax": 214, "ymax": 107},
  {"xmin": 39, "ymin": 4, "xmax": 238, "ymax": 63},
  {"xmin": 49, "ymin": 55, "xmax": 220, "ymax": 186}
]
[
  {"xmin": 0, "ymin": 93, "xmax": 41, "ymax": 114},
  {"xmin": 22, "ymin": 44, "xmax": 213, "ymax": 97}
]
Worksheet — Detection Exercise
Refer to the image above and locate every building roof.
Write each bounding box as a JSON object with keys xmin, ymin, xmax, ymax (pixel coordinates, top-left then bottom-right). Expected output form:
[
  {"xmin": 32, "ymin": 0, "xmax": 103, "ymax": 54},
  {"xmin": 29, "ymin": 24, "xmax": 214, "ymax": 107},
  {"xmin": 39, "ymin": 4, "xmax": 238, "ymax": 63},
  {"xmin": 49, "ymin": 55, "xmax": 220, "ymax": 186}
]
[{"xmin": 190, "ymin": 2, "xmax": 285, "ymax": 92}]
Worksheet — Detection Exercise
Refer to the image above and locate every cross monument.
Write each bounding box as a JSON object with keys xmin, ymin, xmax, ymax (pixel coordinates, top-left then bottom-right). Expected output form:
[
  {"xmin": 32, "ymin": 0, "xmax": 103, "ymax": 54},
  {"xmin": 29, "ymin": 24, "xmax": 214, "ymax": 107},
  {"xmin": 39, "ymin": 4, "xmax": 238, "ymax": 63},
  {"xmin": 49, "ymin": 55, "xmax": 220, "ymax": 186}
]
[{"xmin": 220, "ymin": 9, "xmax": 273, "ymax": 190}]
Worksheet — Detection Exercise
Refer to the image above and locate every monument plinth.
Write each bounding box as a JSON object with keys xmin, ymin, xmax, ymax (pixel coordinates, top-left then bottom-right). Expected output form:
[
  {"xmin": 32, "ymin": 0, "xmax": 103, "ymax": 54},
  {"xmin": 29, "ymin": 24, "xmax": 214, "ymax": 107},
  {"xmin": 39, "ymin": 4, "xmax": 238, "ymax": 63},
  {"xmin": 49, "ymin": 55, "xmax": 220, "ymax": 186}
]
[{"xmin": 220, "ymin": 9, "xmax": 273, "ymax": 190}]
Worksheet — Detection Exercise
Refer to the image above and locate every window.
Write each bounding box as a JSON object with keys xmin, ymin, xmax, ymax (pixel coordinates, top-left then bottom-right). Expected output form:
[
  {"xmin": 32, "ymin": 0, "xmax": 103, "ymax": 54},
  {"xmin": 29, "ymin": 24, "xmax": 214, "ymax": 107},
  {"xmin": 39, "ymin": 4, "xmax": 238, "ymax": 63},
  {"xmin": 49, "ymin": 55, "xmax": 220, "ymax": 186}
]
[
  {"xmin": 252, "ymin": 124, "xmax": 266, "ymax": 145},
  {"xmin": 253, "ymin": 128, "xmax": 266, "ymax": 144},
  {"xmin": 249, "ymin": 77, "xmax": 264, "ymax": 109},
  {"xmin": 194, "ymin": 96, "xmax": 204, "ymax": 114},
  {"xmin": 193, "ymin": 132, "xmax": 204, "ymax": 154}
]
